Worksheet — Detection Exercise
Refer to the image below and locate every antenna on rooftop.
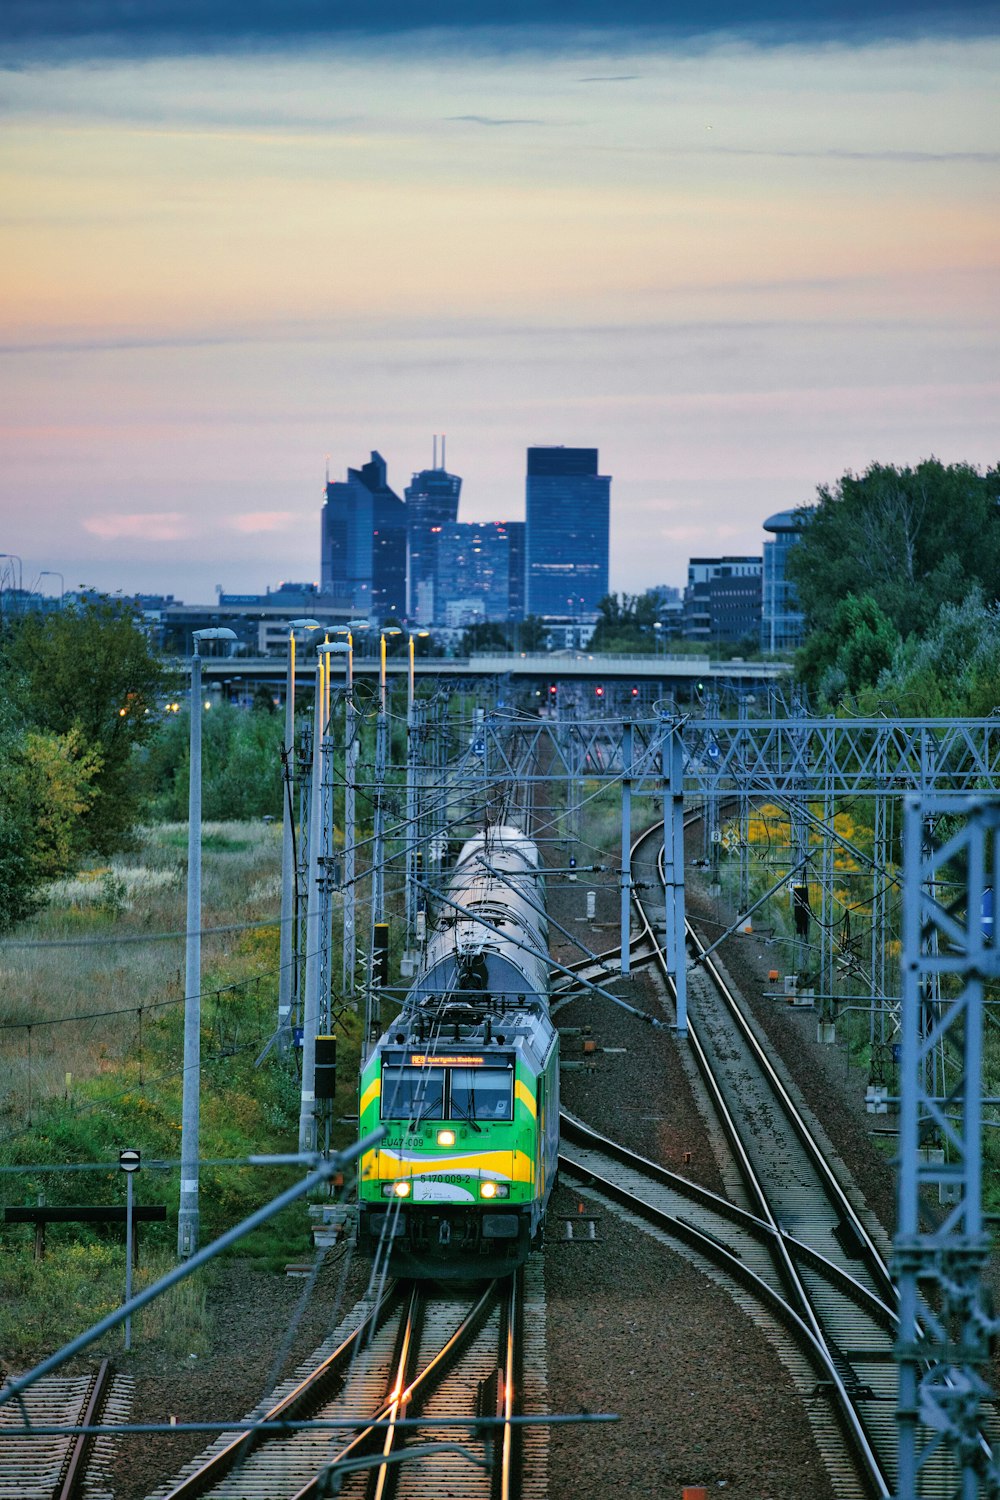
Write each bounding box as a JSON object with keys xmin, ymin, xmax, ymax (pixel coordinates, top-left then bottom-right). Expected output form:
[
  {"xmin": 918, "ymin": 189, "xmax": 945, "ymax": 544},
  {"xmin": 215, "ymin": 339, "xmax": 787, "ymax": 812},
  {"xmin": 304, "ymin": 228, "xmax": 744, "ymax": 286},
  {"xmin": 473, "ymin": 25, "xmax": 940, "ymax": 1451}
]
[
  {"xmin": 325, "ymin": 453, "xmax": 330, "ymax": 483},
  {"xmin": 432, "ymin": 434, "xmax": 438, "ymax": 469},
  {"xmin": 442, "ymin": 433, "xmax": 447, "ymax": 470}
]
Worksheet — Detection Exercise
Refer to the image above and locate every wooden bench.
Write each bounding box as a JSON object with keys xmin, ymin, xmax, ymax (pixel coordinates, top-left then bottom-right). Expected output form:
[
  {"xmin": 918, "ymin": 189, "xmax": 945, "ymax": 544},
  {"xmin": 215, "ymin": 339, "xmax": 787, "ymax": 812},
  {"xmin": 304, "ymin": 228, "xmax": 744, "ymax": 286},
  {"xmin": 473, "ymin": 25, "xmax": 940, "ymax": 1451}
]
[{"xmin": 3, "ymin": 1205, "xmax": 167, "ymax": 1263}]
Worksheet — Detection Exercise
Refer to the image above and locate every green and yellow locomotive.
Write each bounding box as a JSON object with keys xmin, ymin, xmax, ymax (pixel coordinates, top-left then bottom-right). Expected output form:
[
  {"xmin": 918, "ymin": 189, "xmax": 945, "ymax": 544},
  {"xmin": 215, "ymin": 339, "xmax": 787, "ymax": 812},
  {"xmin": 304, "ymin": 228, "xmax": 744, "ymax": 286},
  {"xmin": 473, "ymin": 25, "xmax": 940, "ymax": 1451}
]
[{"xmin": 358, "ymin": 826, "xmax": 559, "ymax": 1278}]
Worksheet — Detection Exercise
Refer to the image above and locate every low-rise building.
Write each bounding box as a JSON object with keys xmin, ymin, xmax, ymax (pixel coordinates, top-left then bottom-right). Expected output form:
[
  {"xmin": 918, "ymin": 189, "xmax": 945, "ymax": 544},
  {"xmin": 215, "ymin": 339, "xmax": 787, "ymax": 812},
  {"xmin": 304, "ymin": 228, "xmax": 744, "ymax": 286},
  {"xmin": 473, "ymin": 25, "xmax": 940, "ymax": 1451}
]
[{"xmin": 682, "ymin": 557, "xmax": 762, "ymax": 645}]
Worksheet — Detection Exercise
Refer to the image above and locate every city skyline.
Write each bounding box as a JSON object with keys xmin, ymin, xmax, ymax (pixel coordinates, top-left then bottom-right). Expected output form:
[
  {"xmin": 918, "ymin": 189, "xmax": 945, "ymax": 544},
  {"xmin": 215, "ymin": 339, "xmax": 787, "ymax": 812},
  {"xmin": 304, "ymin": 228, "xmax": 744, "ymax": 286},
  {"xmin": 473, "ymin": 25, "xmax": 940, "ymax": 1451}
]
[{"xmin": 1, "ymin": 5, "xmax": 997, "ymax": 603}]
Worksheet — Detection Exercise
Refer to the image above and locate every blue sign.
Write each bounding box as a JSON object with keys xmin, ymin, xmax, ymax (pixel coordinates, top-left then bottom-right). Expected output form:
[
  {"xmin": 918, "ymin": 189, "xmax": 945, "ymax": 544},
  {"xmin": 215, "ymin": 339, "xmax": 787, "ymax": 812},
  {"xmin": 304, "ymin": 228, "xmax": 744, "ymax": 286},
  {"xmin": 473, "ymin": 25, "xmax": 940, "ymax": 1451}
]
[{"xmin": 983, "ymin": 887, "xmax": 994, "ymax": 943}]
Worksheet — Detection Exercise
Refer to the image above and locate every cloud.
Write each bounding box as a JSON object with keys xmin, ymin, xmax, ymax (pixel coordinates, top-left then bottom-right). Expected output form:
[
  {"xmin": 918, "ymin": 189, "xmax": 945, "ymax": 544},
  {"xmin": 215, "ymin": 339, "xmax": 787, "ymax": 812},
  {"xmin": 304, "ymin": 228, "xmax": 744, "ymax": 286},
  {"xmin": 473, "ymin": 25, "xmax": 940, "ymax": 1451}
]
[
  {"xmin": 708, "ymin": 146, "xmax": 1000, "ymax": 164},
  {"xmin": 229, "ymin": 511, "xmax": 294, "ymax": 533},
  {"xmin": 83, "ymin": 512, "xmax": 194, "ymax": 541},
  {"xmin": 447, "ymin": 114, "xmax": 544, "ymax": 126}
]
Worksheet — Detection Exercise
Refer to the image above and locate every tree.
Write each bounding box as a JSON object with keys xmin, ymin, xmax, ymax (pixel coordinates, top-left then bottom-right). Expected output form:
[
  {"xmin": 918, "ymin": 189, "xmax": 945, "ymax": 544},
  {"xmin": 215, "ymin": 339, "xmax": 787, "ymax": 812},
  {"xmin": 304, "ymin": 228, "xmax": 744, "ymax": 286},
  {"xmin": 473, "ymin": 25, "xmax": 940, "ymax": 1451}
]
[
  {"xmin": 142, "ymin": 702, "xmax": 284, "ymax": 822},
  {"xmin": 517, "ymin": 616, "xmax": 548, "ymax": 652},
  {"xmin": 18, "ymin": 728, "xmax": 102, "ymax": 879},
  {"xmin": 460, "ymin": 621, "xmax": 510, "ymax": 655},
  {"xmin": 797, "ymin": 594, "xmax": 899, "ymax": 703},
  {"xmin": 0, "ymin": 705, "xmax": 42, "ymax": 928},
  {"xmin": 857, "ymin": 587, "xmax": 1000, "ymax": 718},
  {"xmin": 2, "ymin": 596, "xmax": 167, "ymax": 853},
  {"xmin": 589, "ymin": 594, "xmax": 652, "ymax": 653},
  {"xmin": 789, "ymin": 459, "xmax": 1000, "ymax": 643}
]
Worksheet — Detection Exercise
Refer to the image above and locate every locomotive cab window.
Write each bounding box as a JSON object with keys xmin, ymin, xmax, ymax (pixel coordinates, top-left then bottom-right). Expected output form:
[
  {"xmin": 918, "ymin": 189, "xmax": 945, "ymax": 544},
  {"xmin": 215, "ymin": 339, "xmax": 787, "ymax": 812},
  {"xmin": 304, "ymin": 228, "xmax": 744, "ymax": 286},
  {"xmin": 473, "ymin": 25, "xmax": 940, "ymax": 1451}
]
[
  {"xmin": 449, "ymin": 1067, "xmax": 513, "ymax": 1122},
  {"xmin": 381, "ymin": 1066, "xmax": 444, "ymax": 1121}
]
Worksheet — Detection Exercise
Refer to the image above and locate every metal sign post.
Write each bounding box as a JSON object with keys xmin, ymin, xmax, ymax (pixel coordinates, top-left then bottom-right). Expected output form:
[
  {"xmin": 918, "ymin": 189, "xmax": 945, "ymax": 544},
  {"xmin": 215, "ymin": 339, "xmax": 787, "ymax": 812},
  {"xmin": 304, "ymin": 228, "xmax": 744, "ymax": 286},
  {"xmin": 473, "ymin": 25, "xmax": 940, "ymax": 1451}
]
[{"xmin": 119, "ymin": 1149, "xmax": 140, "ymax": 1351}]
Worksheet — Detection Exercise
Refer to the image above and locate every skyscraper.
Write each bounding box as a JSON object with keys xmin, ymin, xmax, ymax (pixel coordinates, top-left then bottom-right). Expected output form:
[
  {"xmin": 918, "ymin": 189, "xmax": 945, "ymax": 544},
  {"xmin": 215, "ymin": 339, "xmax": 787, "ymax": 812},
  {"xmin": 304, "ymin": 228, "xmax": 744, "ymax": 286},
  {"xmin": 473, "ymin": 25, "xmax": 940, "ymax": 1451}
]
[
  {"xmin": 436, "ymin": 519, "xmax": 523, "ymax": 623},
  {"xmin": 404, "ymin": 446, "xmax": 462, "ymax": 624},
  {"xmin": 524, "ymin": 447, "xmax": 610, "ymax": 618},
  {"xmin": 321, "ymin": 451, "xmax": 407, "ymax": 619}
]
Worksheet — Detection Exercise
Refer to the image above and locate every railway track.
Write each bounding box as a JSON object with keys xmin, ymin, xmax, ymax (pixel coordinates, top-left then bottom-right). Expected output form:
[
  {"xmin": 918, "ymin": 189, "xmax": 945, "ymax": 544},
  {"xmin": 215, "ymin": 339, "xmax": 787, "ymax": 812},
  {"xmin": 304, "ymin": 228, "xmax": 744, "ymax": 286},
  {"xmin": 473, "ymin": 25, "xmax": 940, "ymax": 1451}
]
[
  {"xmin": 0, "ymin": 1358, "xmax": 129, "ymax": 1500},
  {"xmin": 152, "ymin": 1265, "xmax": 545, "ymax": 1500},
  {"xmin": 584, "ymin": 818, "xmax": 995, "ymax": 1497}
]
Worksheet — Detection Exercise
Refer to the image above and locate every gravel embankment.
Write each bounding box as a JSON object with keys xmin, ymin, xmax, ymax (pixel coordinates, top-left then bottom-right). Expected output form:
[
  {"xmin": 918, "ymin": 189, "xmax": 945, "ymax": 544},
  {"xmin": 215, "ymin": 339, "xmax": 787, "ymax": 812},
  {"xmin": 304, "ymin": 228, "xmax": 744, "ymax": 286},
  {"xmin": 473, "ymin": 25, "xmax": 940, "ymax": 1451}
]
[
  {"xmin": 53, "ymin": 831, "xmax": 913, "ymax": 1499},
  {"xmin": 545, "ymin": 864, "xmax": 845, "ymax": 1499}
]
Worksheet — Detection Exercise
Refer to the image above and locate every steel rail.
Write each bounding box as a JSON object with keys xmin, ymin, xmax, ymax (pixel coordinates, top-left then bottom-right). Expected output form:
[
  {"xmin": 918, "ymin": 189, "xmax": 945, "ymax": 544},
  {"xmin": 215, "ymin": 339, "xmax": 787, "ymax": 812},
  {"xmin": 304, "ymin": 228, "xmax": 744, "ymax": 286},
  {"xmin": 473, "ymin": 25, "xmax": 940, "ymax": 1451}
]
[
  {"xmin": 57, "ymin": 1357, "xmax": 113, "ymax": 1500},
  {"xmin": 676, "ymin": 854, "xmax": 898, "ymax": 1307},
  {"xmin": 556, "ymin": 1143, "xmax": 862, "ymax": 1394},
  {"xmin": 292, "ymin": 1278, "xmax": 502, "ymax": 1500},
  {"xmin": 367, "ymin": 1282, "xmax": 425, "ymax": 1500},
  {"xmin": 159, "ymin": 1285, "xmax": 404, "ymax": 1499},
  {"xmin": 560, "ymin": 1113, "xmax": 897, "ymax": 1337},
  {"xmin": 663, "ymin": 825, "xmax": 998, "ymax": 1487},
  {"xmin": 496, "ymin": 1268, "xmax": 522, "ymax": 1500},
  {"xmin": 628, "ymin": 820, "xmax": 892, "ymax": 1497}
]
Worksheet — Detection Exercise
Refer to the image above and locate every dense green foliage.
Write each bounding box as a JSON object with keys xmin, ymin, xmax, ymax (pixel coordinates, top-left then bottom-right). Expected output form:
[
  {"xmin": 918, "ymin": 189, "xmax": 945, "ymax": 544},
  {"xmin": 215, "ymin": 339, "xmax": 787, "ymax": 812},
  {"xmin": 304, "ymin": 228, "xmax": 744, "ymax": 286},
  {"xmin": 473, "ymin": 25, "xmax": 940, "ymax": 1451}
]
[
  {"xmin": 3, "ymin": 597, "xmax": 166, "ymax": 850},
  {"xmin": 0, "ymin": 701, "xmax": 42, "ymax": 925},
  {"xmin": 0, "ymin": 598, "xmax": 166, "ymax": 927},
  {"xmin": 142, "ymin": 701, "xmax": 285, "ymax": 821},
  {"xmin": 589, "ymin": 590, "xmax": 679, "ymax": 653},
  {"xmin": 791, "ymin": 459, "xmax": 1000, "ymax": 708},
  {"xmin": 458, "ymin": 616, "xmax": 548, "ymax": 654},
  {"xmin": 856, "ymin": 589, "xmax": 1000, "ymax": 717},
  {"xmin": 796, "ymin": 593, "xmax": 900, "ymax": 705}
]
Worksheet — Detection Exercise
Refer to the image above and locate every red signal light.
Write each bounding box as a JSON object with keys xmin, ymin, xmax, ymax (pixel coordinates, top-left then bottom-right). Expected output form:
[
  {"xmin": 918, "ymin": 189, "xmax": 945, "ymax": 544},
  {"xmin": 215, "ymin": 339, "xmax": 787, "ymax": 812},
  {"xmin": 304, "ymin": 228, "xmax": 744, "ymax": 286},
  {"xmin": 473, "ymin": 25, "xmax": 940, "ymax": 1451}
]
[
  {"xmin": 631, "ymin": 686, "xmax": 639, "ymax": 697},
  {"xmin": 595, "ymin": 685, "xmax": 604, "ymax": 697},
  {"xmin": 549, "ymin": 684, "xmax": 558, "ymax": 695}
]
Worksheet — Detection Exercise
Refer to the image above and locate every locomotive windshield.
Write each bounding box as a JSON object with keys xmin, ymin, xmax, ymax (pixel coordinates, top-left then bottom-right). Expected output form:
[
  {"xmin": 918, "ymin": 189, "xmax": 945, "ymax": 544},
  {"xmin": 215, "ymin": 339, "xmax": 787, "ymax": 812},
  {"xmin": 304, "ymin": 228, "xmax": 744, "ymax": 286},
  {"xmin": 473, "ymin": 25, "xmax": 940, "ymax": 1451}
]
[
  {"xmin": 450, "ymin": 1067, "xmax": 513, "ymax": 1122},
  {"xmin": 381, "ymin": 1066, "xmax": 444, "ymax": 1121}
]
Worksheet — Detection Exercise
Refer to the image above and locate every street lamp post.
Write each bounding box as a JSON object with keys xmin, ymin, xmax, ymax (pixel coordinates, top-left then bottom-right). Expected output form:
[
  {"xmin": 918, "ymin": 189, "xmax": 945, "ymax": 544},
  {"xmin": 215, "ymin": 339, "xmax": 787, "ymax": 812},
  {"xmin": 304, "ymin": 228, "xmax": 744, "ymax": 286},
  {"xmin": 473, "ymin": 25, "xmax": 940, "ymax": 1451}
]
[
  {"xmin": 298, "ymin": 640, "xmax": 351, "ymax": 1152},
  {"xmin": 39, "ymin": 571, "xmax": 65, "ymax": 608},
  {"xmin": 335, "ymin": 620, "xmax": 368, "ymax": 1002},
  {"xmin": 178, "ymin": 627, "xmax": 237, "ymax": 1258},
  {"xmin": 405, "ymin": 631, "xmax": 430, "ymax": 955},
  {"xmin": 277, "ymin": 619, "xmax": 320, "ymax": 1050},
  {"xmin": 373, "ymin": 628, "xmax": 401, "ymax": 922},
  {"xmin": 331, "ymin": 627, "xmax": 362, "ymax": 996},
  {"xmin": 0, "ymin": 553, "xmax": 24, "ymax": 611},
  {"xmin": 297, "ymin": 645, "xmax": 329, "ymax": 1153}
]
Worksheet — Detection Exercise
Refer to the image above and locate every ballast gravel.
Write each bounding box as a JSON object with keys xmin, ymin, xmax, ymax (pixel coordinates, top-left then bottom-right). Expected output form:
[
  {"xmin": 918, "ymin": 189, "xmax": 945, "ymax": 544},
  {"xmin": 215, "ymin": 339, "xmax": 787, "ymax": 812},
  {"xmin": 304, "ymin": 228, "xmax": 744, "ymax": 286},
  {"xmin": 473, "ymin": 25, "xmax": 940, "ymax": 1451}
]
[{"xmin": 86, "ymin": 831, "xmax": 912, "ymax": 1500}]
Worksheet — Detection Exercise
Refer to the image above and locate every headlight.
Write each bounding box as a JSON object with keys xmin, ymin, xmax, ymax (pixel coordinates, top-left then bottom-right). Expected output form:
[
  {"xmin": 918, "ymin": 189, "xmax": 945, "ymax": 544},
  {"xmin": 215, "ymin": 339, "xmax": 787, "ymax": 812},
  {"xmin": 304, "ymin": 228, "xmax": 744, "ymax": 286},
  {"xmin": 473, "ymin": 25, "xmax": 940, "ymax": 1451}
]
[
  {"xmin": 436, "ymin": 1129, "xmax": 456, "ymax": 1147},
  {"xmin": 382, "ymin": 1181, "xmax": 411, "ymax": 1198},
  {"xmin": 480, "ymin": 1181, "xmax": 509, "ymax": 1200}
]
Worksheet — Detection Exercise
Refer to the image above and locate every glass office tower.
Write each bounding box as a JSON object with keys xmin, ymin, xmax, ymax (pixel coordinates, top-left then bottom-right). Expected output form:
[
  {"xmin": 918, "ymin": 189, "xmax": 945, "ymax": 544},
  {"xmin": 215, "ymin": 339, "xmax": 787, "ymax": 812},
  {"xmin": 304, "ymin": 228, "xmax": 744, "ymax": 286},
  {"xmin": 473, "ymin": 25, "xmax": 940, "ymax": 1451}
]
[
  {"xmin": 760, "ymin": 509, "xmax": 810, "ymax": 653},
  {"xmin": 436, "ymin": 520, "xmax": 523, "ymax": 623},
  {"xmin": 321, "ymin": 451, "xmax": 407, "ymax": 620},
  {"xmin": 524, "ymin": 447, "xmax": 610, "ymax": 618},
  {"xmin": 404, "ymin": 461, "xmax": 462, "ymax": 623}
]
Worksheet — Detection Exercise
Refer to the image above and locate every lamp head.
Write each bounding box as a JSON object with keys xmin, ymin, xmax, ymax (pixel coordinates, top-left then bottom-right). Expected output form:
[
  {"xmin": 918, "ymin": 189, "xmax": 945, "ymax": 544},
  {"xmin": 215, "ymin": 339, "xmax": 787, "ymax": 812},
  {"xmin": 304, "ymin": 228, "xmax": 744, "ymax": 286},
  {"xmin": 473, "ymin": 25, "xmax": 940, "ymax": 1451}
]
[
  {"xmin": 288, "ymin": 617, "xmax": 321, "ymax": 631},
  {"xmin": 193, "ymin": 627, "xmax": 238, "ymax": 647}
]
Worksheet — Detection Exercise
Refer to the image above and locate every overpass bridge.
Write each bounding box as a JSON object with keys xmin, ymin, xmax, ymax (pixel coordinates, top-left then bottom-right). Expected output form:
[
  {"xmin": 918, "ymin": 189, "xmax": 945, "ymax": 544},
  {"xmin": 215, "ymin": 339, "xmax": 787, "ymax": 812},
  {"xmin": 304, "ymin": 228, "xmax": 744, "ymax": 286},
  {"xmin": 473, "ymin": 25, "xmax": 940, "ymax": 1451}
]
[{"xmin": 193, "ymin": 649, "xmax": 789, "ymax": 702}]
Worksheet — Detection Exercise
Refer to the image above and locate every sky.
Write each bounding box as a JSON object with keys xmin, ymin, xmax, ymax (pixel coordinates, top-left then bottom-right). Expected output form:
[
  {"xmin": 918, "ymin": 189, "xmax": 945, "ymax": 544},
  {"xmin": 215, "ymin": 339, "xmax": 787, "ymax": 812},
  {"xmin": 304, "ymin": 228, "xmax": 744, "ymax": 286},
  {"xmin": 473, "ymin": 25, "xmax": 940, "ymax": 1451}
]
[{"xmin": 1, "ymin": 2, "xmax": 998, "ymax": 604}]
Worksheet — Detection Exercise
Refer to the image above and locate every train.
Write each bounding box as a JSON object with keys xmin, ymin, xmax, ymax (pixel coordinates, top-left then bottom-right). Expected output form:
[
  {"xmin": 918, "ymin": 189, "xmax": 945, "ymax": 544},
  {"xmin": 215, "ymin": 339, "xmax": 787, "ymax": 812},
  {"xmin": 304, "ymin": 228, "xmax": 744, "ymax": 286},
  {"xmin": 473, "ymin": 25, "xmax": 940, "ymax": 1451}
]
[{"xmin": 357, "ymin": 825, "xmax": 559, "ymax": 1277}]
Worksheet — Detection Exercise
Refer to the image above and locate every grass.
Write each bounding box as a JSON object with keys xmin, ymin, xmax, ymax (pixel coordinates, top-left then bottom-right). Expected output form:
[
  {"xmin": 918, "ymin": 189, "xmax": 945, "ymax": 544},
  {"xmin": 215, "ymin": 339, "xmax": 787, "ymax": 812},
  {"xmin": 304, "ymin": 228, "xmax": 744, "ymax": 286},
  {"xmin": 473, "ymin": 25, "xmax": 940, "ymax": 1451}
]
[
  {"xmin": 0, "ymin": 1242, "xmax": 212, "ymax": 1364},
  {"xmin": 0, "ymin": 818, "xmax": 364, "ymax": 1367}
]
